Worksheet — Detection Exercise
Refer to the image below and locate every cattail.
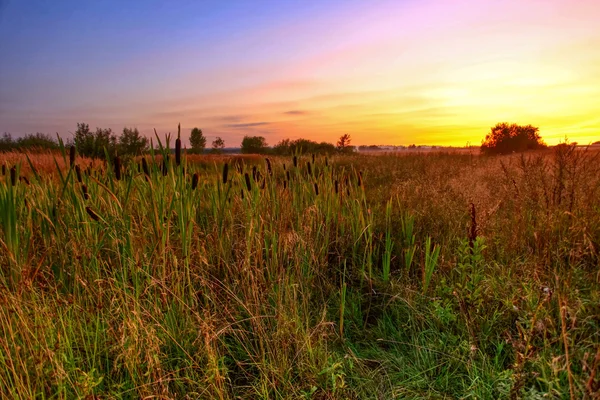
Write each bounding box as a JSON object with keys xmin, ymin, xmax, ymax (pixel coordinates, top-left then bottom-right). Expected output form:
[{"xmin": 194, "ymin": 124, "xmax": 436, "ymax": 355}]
[
  {"xmin": 175, "ymin": 137, "xmax": 182, "ymax": 166},
  {"xmin": 283, "ymin": 163, "xmax": 286, "ymax": 171},
  {"xmin": 312, "ymin": 153, "xmax": 315, "ymax": 163},
  {"xmin": 69, "ymin": 146, "xmax": 76, "ymax": 168},
  {"xmin": 261, "ymin": 178, "xmax": 266, "ymax": 190},
  {"xmin": 222, "ymin": 163, "xmax": 229, "ymax": 184},
  {"xmin": 283, "ymin": 180, "xmax": 287, "ymax": 190},
  {"xmin": 142, "ymin": 157, "xmax": 150, "ymax": 177},
  {"xmin": 82, "ymin": 184, "xmax": 89, "ymax": 200},
  {"xmin": 75, "ymin": 165, "xmax": 82, "ymax": 183},
  {"xmin": 293, "ymin": 155, "xmax": 298, "ymax": 168},
  {"xmin": 240, "ymin": 188, "xmax": 244, "ymax": 199},
  {"xmin": 325, "ymin": 157, "xmax": 328, "ymax": 167},
  {"xmin": 468, "ymin": 202, "xmax": 477, "ymax": 252},
  {"xmin": 19, "ymin": 176, "xmax": 30, "ymax": 185},
  {"xmin": 113, "ymin": 156, "xmax": 121, "ymax": 181},
  {"xmin": 334, "ymin": 180, "xmax": 339, "ymax": 194},
  {"xmin": 286, "ymin": 170, "xmax": 290, "ymax": 181},
  {"xmin": 252, "ymin": 166, "xmax": 257, "ymax": 181},
  {"xmin": 137, "ymin": 163, "xmax": 141, "ymax": 173},
  {"xmin": 306, "ymin": 161, "xmax": 312, "ymax": 176},
  {"xmin": 85, "ymin": 206, "xmax": 100, "ymax": 221},
  {"xmin": 314, "ymin": 182, "xmax": 319, "ymax": 195},
  {"xmin": 244, "ymin": 173, "xmax": 252, "ymax": 192},
  {"xmin": 10, "ymin": 166, "xmax": 16, "ymax": 186},
  {"xmin": 1, "ymin": 164, "xmax": 5, "ymax": 175},
  {"xmin": 357, "ymin": 171, "xmax": 362, "ymax": 187},
  {"xmin": 265, "ymin": 158, "xmax": 272, "ymax": 176}
]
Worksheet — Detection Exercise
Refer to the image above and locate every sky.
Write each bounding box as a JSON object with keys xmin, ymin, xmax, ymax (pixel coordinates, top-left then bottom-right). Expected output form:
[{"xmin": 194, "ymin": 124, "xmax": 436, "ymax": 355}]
[{"xmin": 1, "ymin": 0, "xmax": 599, "ymax": 147}]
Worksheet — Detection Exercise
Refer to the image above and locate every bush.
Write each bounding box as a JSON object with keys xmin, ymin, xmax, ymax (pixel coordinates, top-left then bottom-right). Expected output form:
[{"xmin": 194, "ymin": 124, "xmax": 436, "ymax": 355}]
[
  {"xmin": 241, "ymin": 135, "xmax": 268, "ymax": 154},
  {"xmin": 481, "ymin": 123, "xmax": 546, "ymax": 155}
]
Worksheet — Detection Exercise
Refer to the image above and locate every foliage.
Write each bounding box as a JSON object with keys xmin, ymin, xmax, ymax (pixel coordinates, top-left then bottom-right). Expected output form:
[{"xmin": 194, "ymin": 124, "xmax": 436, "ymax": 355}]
[
  {"xmin": 240, "ymin": 135, "xmax": 268, "ymax": 154},
  {"xmin": 0, "ymin": 132, "xmax": 58, "ymax": 152},
  {"xmin": 336, "ymin": 133, "xmax": 352, "ymax": 153},
  {"xmin": 481, "ymin": 122, "xmax": 546, "ymax": 155},
  {"xmin": 118, "ymin": 127, "xmax": 148, "ymax": 157},
  {"xmin": 189, "ymin": 127, "xmax": 206, "ymax": 154},
  {"xmin": 73, "ymin": 122, "xmax": 117, "ymax": 159},
  {"xmin": 273, "ymin": 138, "xmax": 336, "ymax": 155},
  {"xmin": 211, "ymin": 136, "xmax": 225, "ymax": 154}
]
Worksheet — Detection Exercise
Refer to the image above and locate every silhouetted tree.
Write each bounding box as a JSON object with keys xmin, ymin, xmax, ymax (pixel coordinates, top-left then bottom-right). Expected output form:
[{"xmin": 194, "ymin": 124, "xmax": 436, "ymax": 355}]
[
  {"xmin": 73, "ymin": 123, "xmax": 117, "ymax": 159},
  {"xmin": 16, "ymin": 133, "xmax": 58, "ymax": 150},
  {"xmin": 189, "ymin": 127, "xmax": 206, "ymax": 154},
  {"xmin": 337, "ymin": 134, "xmax": 352, "ymax": 153},
  {"xmin": 241, "ymin": 135, "xmax": 268, "ymax": 154},
  {"xmin": 481, "ymin": 123, "xmax": 546, "ymax": 155},
  {"xmin": 0, "ymin": 133, "xmax": 14, "ymax": 152},
  {"xmin": 119, "ymin": 127, "xmax": 148, "ymax": 157},
  {"xmin": 211, "ymin": 136, "xmax": 225, "ymax": 154},
  {"xmin": 273, "ymin": 138, "xmax": 336, "ymax": 155}
]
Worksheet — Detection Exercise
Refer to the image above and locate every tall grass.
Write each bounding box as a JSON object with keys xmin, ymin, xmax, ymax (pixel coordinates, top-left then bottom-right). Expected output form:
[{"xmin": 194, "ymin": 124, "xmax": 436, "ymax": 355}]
[{"xmin": 0, "ymin": 144, "xmax": 599, "ymax": 398}]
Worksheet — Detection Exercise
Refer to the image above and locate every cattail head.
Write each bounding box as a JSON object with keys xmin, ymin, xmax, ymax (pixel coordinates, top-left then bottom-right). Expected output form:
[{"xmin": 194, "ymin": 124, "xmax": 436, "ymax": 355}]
[
  {"xmin": 69, "ymin": 146, "xmax": 76, "ymax": 168},
  {"xmin": 75, "ymin": 165, "xmax": 82, "ymax": 183},
  {"xmin": 252, "ymin": 166, "xmax": 257, "ymax": 181},
  {"xmin": 142, "ymin": 157, "xmax": 150, "ymax": 177},
  {"xmin": 19, "ymin": 176, "xmax": 30, "ymax": 185},
  {"xmin": 283, "ymin": 163, "xmax": 286, "ymax": 171},
  {"xmin": 222, "ymin": 163, "xmax": 229, "ymax": 184},
  {"xmin": 244, "ymin": 173, "xmax": 252, "ymax": 192},
  {"xmin": 82, "ymin": 183, "xmax": 89, "ymax": 200},
  {"xmin": 240, "ymin": 188, "xmax": 244, "ymax": 199},
  {"xmin": 468, "ymin": 202, "xmax": 477, "ymax": 252},
  {"xmin": 314, "ymin": 182, "xmax": 319, "ymax": 195},
  {"xmin": 283, "ymin": 180, "xmax": 287, "ymax": 190},
  {"xmin": 325, "ymin": 157, "xmax": 328, "ymax": 167},
  {"xmin": 10, "ymin": 166, "xmax": 16, "ymax": 186},
  {"xmin": 312, "ymin": 153, "xmax": 315, "ymax": 163},
  {"xmin": 1, "ymin": 164, "xmax": 5, "ymax": 175},
  {"xmin": 265, "ymin": 158, "xmax": 272, "ymax": 176},
  {"xmin": 334, "ymin": 180, "xmax": 339, "ymax": 194},
  {"xmin": 286, "ymin": 170, "xmax": 290, "ymax": 181},
  {"xmin": 357, "ymin": 171, "xmax": 362, "ymax": 187},
  {"xmin": 85, "ymin": 206, "xmax": 100, "ymax": 221},
  {"xmin": 192, "ymin": 172, "xmax": 199, "ymax": 190},
  {"xmin": 113, "ymin": 156, "xmax": 121, "ymax": 181},
  {"xmin": 175, "ymin": 137, "xmax": 182, "ymax": 166},
  {"xmin": 293, "ymin": 155, "xmax": 298, "ymax": 168},
  {"xmin": 306, "ymin": 161, "xmax": 312, "ymax": 176}
]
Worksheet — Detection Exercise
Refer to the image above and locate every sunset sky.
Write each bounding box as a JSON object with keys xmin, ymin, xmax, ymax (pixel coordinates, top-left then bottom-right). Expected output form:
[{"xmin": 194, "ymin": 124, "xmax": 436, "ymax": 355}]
[{"xmin": 1, "ymin": 0, "xmax": 599, "ymax": 147}]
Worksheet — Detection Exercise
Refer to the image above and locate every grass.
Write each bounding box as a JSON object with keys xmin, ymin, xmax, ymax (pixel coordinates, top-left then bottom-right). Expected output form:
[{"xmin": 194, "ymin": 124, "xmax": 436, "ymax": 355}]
[{"xmin": 0, "ymin": 143, "xmax": 599, "ymax": 399}]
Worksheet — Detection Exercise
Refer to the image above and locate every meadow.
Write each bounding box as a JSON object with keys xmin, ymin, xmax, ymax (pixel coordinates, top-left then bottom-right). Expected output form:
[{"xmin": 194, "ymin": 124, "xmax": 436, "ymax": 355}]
[{"xmin": 0, "ymin": 141, "xmax": 599, "ymax": 399}]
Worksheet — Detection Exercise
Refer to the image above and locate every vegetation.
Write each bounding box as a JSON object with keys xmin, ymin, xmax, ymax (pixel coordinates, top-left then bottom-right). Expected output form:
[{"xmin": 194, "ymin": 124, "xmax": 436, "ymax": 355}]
[
  {"xmin": 273, "ymin": 138, "xmax": 336, "ymax": 155},
  {"xmin": 190, "ymin": 127, "xmax": 207, "ymax": 154},
  {"xmin": 481, "ymin": 122, "xmax": 547, "ymax": 155},
  {"xmin": 212, "ymin": 136, "xmax": 225, "ymax": 154},
  {"xmin": 0, "ymin": 134, "xmax": 599, "ymax": 398},
  {"xmin": 73, "ymin": 122, "xmax": 118, "ymax": 159},
  {"xmin": 0, "ymin": 132, "xmax": 59, "ymax": 152},
  {"xmin": 119, "ymin": 127, "xmax": 149, "ymax": 157},
  {"xmin": 336, "ymin": 133, "xmax": 353, "ymax": 153},
  {"xmin": 241, "ymin": 135, "xmax": 269, "ymax": 154}
]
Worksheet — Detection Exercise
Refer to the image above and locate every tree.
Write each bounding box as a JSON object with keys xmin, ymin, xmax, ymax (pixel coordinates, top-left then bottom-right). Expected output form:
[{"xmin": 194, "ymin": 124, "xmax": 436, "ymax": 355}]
[
  {"xmin": 0, "ymin": 133, "xmax": 14, "ymax": 152},
  {"xmin": 73, "ymin": 123, "xmax": 118, "ymax": 159},
  {"xmin": 119, "ymin": 127, "xmax": 148, "ymax": 157},
  {"xmin": 16, "ymin": 133, "xmax": 58, "ymax": 150},
  {"xmin": 481, "ymin": 123, "xmax": 546, "ymax": 155},
  {"xmin": 190, "ymin": 127, "xmax": 206, "ymax": 154},
  {"xmin": 241, "ymin": 135, "xmax": 268, "ymax": 154},
  {"xmin": 211, "ymin": 136, "xmax": 225, "ymax": 154},
  {"xmin": 337, "ymin": 134, "xmax": 352, "ymax": 153}
]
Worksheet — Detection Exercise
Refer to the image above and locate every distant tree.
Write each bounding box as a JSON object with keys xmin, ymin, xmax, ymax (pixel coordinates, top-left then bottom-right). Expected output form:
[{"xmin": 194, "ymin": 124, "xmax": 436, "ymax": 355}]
[
  {"xmin": 0, "ymin": 133, "xmax": 15, "ymax": 152},
  {"xmin": 408, "ymin": 144, "xmax": 417, "ymax": 149},
  {"xmin": 73, "ymin": 122, "xmax": 117, "ymax": 159},
  {"xmin": 337, "ymin": 134, "xmax": 352, "ymax": 153},
  {"xmin": 273, "ymin": 138, "xmax": 336, "ymax": 155},
  {"xmin": 16, "ymin": 133, "xmax": 58, "ymax": 150},
  {"xmin": 189, "ymin": 127, "xmax": 207, "ymax": 154},
  {"xmin": 241, "ymin": 135, "xmax": 268, "ymax": 154},
  {"xmin": 593, "ymin": 141, "xmax": 600, "ymax": 145},
  {"xmin": 119, "ymin": 127, "xmax": 148, "ymax": 157},
  {"xmin": 481, "ymin": 123, "xmax": 546, "ymax": 155},
  {"xmin": 211, "ymin": 136, "xmax": 225, "ymax": 154}
]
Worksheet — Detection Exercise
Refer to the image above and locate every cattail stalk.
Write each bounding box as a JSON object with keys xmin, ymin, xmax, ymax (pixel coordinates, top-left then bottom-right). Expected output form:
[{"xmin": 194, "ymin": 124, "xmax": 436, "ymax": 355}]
[{"xmin": 468, "ymin": 202, "xmax": 477, "ymax": 252}]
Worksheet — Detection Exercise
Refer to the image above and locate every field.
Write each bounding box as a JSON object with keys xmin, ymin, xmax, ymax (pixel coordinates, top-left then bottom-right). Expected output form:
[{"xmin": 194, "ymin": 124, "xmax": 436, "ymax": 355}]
[{"xmin": 1, "ymin": 144, "xmax": 599, "ymax": 399}]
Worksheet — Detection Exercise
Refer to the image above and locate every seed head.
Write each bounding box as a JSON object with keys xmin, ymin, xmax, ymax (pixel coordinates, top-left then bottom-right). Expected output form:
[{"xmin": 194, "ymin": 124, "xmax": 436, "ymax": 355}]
[
  {"xmin": 175, "ymin": 137, "xmax": 182, "ymax": 166},
  {"xmin": 75, "ymin": 165, "xmax": 82, "ymax": 183},
  {"xmin": 82, "ymin": 184, "xmax": 89, "ymax": 200},
  {"xmin": 244, "ymin": 173, "xmax": 252, "ymax": 192},
  {"xmin": 314, "ymin": 182, "xmax": 319, "ymax": 195},
  {"xmin": 293, "ymin": 155, "xmax": 298, "ymax": 168},
  {"xmin": 222, "ymin": 163, "xmax": 229, "ymax": 184},
  {"xmin": 142, "ymin": 157, "xmax": 150, "ymax": 177},
  {"xmin": 192, "ymin": 172, "xmax": 199, "ymax": 190},
  {"xmin": 10, "ymin": 166, "xmax": 16, "ymax": 186},
  {"xmin": 20, "ymin": 176, "xmax": 30, "ymax": 185},
  {"xmin": 113, "ymin": 156, "xmax": 121, "ymax": 181},
  {"xmin": 85, "ymin": 206, "xmax": 100, "ymax": 221},
  {"xmin": 69, "ymin": 146, "xmax": 76, "ymax": 168},
  {"xmin": 265, "ymin": 158, "xmax": 272, "ymax": 176},
  {"xmin": 1, "ymin": 164, "xmax": 5, "ymax": 175},
  {"xmin": 307, "ymin": 161, "xmax": 312, "ymax": 176},
  {"xmin": 334, "ymin": 180, "xmax": 339, "ymax": 194}
]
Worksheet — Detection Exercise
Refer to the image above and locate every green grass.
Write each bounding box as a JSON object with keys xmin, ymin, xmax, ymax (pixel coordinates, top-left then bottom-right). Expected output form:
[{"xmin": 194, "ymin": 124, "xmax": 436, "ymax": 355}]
[{"xmin": 0, "ymin": 144, "xmax": 599, "ymax": 399}]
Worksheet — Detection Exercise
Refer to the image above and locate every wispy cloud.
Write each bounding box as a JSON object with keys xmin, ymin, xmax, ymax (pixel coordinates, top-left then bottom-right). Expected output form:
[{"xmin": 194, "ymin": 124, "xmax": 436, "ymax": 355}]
[
  {"xmin": 224, "ymin": 122, "xmax": 271, "ymax": 129},
  {"xmin": 283, "ymin": 110, "xmax": 308, "ymax": 116}
]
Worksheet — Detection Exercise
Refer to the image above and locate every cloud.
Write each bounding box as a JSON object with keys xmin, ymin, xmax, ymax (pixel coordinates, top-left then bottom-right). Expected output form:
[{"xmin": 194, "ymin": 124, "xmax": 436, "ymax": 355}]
[
  {"xmin": 223, "ymin": 122, "xmax": 271, "ymax": 129},
  {"xmin": 283, "ymin": 110, "xmax": 308, "ymax": 115}
]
